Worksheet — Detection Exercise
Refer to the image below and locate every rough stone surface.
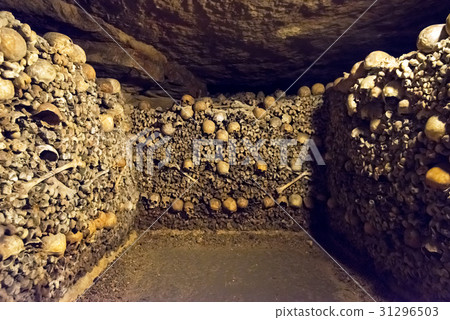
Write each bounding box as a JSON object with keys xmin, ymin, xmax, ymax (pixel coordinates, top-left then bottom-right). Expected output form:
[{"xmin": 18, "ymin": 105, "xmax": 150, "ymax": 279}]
[
  {"xmin": 1, "ymin": 0, "xmax": 206, "ymax": 99},
  {"xmin": 1, "ymin": 0, "xmax": 448, "ymax": 95}
]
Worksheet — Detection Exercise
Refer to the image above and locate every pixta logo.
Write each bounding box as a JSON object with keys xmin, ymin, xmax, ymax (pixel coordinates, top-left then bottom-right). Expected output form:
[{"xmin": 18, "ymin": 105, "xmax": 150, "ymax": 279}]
[
  {"xmin": 126, "ymin": 130, "xmax": 324, "ymax": 175},
  {"xmin": 126, "ymin": 129, "xmax": 172, "ymax": 175},
  {"xmin": 193, "ymin": 138, "xmax": 325, "ymax": 167}
]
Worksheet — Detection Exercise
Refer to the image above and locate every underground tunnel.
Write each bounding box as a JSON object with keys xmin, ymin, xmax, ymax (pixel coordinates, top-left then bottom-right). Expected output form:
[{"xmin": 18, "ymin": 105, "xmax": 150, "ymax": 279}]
[{"xmin": 0, "ymin": 0, "xmax": 450, "ymax": 303}]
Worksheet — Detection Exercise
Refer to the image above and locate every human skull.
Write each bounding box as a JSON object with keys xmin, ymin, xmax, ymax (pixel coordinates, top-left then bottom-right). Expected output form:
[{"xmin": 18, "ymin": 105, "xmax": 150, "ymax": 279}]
[
  {"xmin": 181, "ymin": 94, "xmax": 195, "ymax": 106},
  {"xmin": 184, "ymin": 201, "xmax": 195, "ymax": 216},
  {"xmin": 183, "ymin": 159, "xmax": 194, "ymax": 171},
  {"xmin": 202, "ymin": 97, "xmax": 213, "ymax": 108},
  {"xmin": 149, "ymin": 193, "xmax": 160, "ymax": 209},
  {"xmin": 161, "ymin": 196, "xmax": 171, "ymax": 208},
  {"xmin": 213, "ymin": 111, "xmax": 227, "ymax": 124}
]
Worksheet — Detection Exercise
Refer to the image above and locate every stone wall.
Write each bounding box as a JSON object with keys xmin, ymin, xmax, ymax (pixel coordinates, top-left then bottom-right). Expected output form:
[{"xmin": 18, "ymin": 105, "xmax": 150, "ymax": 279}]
[
  {"xmin": 0, "ymin": 12, "xmax": 139, "ymax": 301},
  {"xmin": 62, "ymin": 0, "xmax": 448, "ymax": 93},
  {"xmin": 325, "ymin": 22, "xmax": 450, "ymax": 300}
]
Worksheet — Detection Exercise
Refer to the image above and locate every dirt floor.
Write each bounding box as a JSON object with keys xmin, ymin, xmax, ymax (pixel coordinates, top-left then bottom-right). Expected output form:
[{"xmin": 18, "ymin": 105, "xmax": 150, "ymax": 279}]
[{"xmin": 78, "ymin": 230, "xmax": 384, "ymax": 302}]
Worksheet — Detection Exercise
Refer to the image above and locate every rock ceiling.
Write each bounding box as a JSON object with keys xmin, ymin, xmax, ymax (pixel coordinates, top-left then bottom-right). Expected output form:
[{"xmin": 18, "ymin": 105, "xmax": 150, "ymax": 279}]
[{"xmin": 2, "ymin": 0, "xmax": 448, "ymax": 97}]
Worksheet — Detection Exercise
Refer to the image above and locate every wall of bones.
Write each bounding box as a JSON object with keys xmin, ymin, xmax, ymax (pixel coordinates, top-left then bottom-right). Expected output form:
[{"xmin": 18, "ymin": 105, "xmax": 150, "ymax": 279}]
[
  {"xmin": 325, "ymin": 20, "xmax": 450, "ymax": 300},
  {"xmin": 1, "ymin": 9, "xmax": 450, "ymax": 301},
  {"xmin": 133, "ymin": 89, "xmax": 327, "ymax": 231},
  {"xmin": 0, "ymin": 12, "xmax": 140, "ymax": 301},
  {"xmin": 0, "ymin": 10, "xmax": 327, "ymax": 301}
]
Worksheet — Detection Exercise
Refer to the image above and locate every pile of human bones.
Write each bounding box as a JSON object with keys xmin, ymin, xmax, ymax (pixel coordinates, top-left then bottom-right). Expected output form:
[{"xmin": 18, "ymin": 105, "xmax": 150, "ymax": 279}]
[
  {"xmin": 133, "ymin": 87, "xmax": 327, "ymax": 230},
  {"xmin": 325, "ymin": 16, "xmax": 450, "ymax": 300},
  {"xmin": 0, "ymin": 11, "xmax": 139, "ymax": 301},
  {"xmin": 1, "ymin": 8, "xmax": 450, "ymax": 302},
  {"xmin": 0, "ymin": 10, "xmax": 327, "ymax": 301}
]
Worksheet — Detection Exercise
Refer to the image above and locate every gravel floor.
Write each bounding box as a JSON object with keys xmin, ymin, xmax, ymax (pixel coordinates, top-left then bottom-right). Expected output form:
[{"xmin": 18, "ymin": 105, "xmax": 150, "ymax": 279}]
[{"xmin": 78, "ymin": 230, "xmax": 381, "ymax": 302}]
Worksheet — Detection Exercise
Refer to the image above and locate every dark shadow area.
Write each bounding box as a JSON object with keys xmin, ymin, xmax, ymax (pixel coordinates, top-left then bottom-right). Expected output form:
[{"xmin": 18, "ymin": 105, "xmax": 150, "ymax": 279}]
[{"xmin": 303, "ymin": 90, "xmax": 401, "ymax": 302}]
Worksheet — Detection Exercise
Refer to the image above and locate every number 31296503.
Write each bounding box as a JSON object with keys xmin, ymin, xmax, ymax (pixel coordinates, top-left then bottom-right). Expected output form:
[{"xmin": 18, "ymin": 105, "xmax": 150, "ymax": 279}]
[{"xmin": 380, "ymin": 306, "xmax": 438, "ymax": 317}]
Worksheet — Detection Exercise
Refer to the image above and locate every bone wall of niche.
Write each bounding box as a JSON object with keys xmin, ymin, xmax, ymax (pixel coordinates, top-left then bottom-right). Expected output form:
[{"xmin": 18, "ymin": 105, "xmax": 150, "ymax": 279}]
[
  {"xmin": 0, "ymin": 11, "xmax": 140, "ymax": 301},
  {"xmin": 1, "ymin": 10, "xmax": 450, "ymax": 302}
]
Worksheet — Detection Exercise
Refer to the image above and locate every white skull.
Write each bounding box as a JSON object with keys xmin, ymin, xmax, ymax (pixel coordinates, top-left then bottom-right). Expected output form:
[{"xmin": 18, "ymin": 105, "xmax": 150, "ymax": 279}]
[
  {"xmin": 161, "ymin": 196, "xmax": 171, "ymax": 208},
  {"xmin": 149, "ymin": 193, "xmax": 160, "ymax": 209}
]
